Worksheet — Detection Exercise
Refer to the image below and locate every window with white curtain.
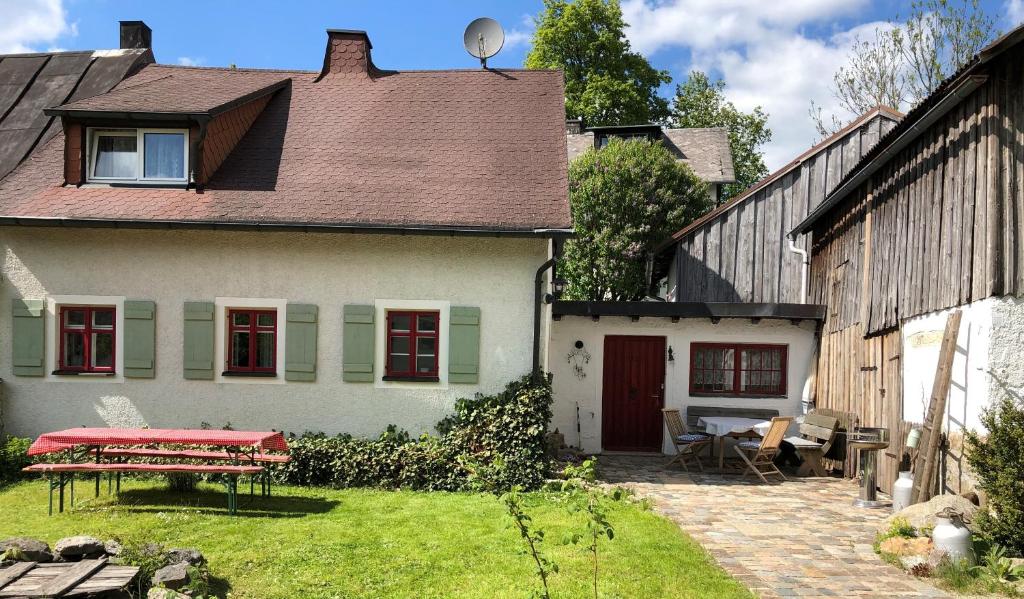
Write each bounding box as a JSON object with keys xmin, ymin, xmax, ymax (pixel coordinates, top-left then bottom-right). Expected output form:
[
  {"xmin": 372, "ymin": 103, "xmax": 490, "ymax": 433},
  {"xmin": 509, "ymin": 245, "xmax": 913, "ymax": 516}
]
[{"xmin": 88, "ymin": 128, "xmax": 188, "ymax": 183}]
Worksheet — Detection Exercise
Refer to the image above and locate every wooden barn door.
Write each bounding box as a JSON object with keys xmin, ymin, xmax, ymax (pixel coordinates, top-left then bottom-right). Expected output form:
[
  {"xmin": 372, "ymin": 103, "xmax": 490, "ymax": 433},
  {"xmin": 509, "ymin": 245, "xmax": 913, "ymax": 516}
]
[{"xmin": 602, "ymin": 335, "xmax": 666, "ymax": 452}]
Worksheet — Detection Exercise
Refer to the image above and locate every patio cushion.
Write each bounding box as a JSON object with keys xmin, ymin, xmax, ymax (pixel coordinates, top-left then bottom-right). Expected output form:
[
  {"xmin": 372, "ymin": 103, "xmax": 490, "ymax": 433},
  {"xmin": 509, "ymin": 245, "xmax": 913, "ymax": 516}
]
[
  {"xmin": 784, "ymin": 436, "xmax": 823, "ymax": 448},
  {"xmin": 737, "ymin": 440, "xmax": 762, "ymax": 451},
  {"xmin": 676, "ymin": 433, "xmax": 710, "ymax": 443}
]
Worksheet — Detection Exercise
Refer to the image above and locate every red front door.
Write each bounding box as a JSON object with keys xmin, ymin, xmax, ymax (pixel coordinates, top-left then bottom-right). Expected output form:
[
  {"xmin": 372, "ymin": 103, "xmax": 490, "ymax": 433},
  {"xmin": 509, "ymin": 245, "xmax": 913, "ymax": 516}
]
[{"xmin": 601, "ymin": 335, "xmax": 666, "ymax": 452}]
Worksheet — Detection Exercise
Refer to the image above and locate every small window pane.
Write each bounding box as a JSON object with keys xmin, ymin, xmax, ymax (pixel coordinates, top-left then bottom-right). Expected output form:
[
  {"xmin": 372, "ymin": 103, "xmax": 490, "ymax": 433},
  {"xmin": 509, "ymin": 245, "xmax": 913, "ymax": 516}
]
[
  {"xmin": 230, "ymin": 332, "xmax": 250, "ymax": 367},
  {"xmin": 389, "ymin": 354, "xmax": 410, "ymax": 373},
  {"xmin": 143, "ymin": 132, "xmax": 185, "ymax": 179},
  {"xmin": 390, "ymin": 336, "xmax": 409, "ymax": 355},
  {"xmin": 63, "ymin": 333, "xmax": 85, "ymax": 367},
  {"xmin": 93, "ymin": 310, "xmax": 114, "ymax": 328},
  {"xmin": 416, "ymin": 355, "xmax": 435, "ymax": 373},
  {"xmin": 255, "ymin": 332, "xmax": 274, "ymax": 368},
  {"xmin": 416, "ymin": 337, "xmax": 436, "ymax": 356},
  {"xmin": 390, "ymin": 313, "xmax": 411, "ymax": 332},
  {"xmin": 232, "ymin": 312, "xmax": 250, "ymax": 327},
  {"xmin": 256, "ymin": 313, "xmax": 275, "ymax": 327},
  {"xmin": 64, "ymin": 309, "xmax": 86, "ymax": 327},
  {"xmin": 417, "ymin": 314, "xmax": 437, "ymax": 333},
  {"xmin": 94, "ymin": 134, "xmax": 138, "ymax": 179},
  {"xmin": 93, "ymin": 333, "xmax": 114, "ymax": 368}
]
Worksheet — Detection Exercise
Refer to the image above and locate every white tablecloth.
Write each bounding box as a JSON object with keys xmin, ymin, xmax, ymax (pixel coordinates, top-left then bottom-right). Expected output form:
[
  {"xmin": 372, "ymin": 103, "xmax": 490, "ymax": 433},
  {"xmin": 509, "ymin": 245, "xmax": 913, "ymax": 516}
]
[{"xmin": 697, "ymin": 416, "xmax": 772, "ymax": 437}]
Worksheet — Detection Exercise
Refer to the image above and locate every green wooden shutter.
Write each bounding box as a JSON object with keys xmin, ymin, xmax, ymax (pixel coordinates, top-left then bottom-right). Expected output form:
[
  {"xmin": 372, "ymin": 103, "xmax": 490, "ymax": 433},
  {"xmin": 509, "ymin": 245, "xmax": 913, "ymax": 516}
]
[
  {"xmin": 123, "ymin": 300, "xmax": 156, "ymax": 378},
  {"xmin": 343, "ymin": 304, "xmax": 375, "ymax": 382},
  {"xmin": 183, "ymin": 301, "xmax": 215, "ymax": 380},
  {"xmin": 11, "ymin": 299, "xmax": 46, "ymax": 377},
  {"xmin": 285, "ymin": 303, "xmax": 318, "ymax": 382},
  {"xmin": 449, "ymin": 306, "xmax": 480, "ymax": 384}
]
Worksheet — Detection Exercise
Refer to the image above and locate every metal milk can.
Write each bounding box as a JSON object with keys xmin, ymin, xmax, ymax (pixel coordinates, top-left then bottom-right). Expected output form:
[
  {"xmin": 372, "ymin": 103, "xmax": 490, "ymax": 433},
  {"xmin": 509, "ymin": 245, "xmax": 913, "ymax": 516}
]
[{"xmin": 932, "ymin": 506, "xmax": 975, "ymax": 565}]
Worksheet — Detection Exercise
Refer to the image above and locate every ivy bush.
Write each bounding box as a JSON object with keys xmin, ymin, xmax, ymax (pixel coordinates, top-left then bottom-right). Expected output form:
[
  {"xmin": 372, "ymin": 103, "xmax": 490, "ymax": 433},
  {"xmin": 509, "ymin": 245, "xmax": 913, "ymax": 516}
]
[
  {"xmin": 965, "ymin": 396, "xmax": 1024, "ymax": 556},
  {"xmin": 274, "ymin": 374, "xmax": 554, "ymax": 492},
  {"xmin": 0, "ymin": 435, "xmax": 31, "ymax": 483}
]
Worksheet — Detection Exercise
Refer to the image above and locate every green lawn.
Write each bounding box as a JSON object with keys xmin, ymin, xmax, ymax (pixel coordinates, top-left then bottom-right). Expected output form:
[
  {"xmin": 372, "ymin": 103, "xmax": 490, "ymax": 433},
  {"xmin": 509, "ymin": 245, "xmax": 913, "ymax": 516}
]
[{"xmin": 0, "ymin": 479, "xmax": 750, "ymax": 598}]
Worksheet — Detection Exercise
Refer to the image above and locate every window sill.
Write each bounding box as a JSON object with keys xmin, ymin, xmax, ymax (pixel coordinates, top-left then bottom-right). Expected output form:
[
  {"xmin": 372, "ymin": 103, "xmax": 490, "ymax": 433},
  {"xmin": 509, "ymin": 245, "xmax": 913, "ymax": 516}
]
[
  {"xmin": 221, "ymin": 371, "xmax": 277, "ymax": 378},
  {"xmin": 688, "ymin": 392, "xmax": 788, "ymax": 399},
  {"xmin": 382, "ymin": 375, "xmax": 440, "ymax": 383},
  {"xmin": 52, "ymin": 370, "xmax": 116, "ymax": 377}
]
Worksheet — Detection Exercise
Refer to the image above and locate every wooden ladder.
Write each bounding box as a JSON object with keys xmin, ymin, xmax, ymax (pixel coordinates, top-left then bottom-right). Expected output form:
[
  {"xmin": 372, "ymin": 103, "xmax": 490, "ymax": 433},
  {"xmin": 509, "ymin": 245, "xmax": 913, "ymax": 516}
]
[{"xmin": 910, "ymin": 310, "xmax": 962, "ymax": 504}]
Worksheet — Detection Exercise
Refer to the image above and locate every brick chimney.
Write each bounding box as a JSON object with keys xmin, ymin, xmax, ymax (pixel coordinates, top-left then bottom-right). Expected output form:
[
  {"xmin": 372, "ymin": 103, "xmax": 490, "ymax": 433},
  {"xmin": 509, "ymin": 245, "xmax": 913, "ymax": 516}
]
[
  {"xmin": 119, "ymin": 21, "xmax": 152, "ymax": 49},
  {"xmin": 318, "ymin": 29, "xmax": 376, "ymax": 78}
]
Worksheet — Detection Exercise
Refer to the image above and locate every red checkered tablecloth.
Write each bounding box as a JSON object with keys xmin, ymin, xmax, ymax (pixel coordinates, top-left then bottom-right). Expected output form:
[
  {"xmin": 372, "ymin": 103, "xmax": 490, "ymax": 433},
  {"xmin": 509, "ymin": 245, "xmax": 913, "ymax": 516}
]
[{"xmin": 27, "ymin": 428, "xmax": 289, "ymax": 456}]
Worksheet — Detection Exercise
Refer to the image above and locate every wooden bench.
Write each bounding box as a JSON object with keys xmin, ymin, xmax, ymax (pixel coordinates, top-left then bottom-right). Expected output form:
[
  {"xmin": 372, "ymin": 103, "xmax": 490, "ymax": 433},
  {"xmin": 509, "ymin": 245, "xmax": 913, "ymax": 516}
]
[
  {"xmin": 783, "ymin": 413, "xmax": 840, "ymax": 476},
  {"xmin": 685, "ymin": 406, "xmax": 781, "ymax": 432},
  {"xmin": 88, "ymin": 448, "xmax": 291, "ymax": 463},
  {"xmin": 23, "ymin": 463, "xmax": 263, "ymax": 515}
]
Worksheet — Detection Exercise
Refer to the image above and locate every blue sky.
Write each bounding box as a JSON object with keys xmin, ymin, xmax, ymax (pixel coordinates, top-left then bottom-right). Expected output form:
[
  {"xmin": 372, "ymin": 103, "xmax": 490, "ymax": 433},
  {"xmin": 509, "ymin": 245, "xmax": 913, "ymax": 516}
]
[{"xmin": 2, "ymin": 0, "xmax": 1021, "ymax": 169}]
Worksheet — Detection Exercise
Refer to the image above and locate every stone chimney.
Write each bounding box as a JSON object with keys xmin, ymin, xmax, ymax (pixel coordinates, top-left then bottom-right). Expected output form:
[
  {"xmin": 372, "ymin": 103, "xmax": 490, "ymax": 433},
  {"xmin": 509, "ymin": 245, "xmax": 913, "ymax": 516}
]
[
  {"xmin": 318, "ymin": 29, "xmax": 376, "ymax": 78},
  {"xmin": 119, "ymin": 21, "xmax": 152, "ymax": 49}
]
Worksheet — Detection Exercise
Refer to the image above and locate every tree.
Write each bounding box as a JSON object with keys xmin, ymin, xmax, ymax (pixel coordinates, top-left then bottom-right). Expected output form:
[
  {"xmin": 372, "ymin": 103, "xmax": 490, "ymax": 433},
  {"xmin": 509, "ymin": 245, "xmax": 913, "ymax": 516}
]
[
  {"xmin": 562, "ymin": 138, "xmax": 709, "ymax": 301},
  {"xmin": 525, "ymin": 0, "xmax": 671, "ymax": 126},
  {"xmin": 812, "ymin": 0, "xmax": 996, "ymax": 136},
  {"xmin": 672, "ymin": 71, "xmax": 772, "ymax": 200}
]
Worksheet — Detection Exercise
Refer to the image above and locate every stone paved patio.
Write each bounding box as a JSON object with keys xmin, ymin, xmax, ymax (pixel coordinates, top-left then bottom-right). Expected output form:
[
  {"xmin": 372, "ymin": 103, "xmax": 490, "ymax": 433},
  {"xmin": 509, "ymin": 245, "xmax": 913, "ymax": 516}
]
[{"xmin": 598, "ymin": 455, "xmax": 949, "ymax": 599}]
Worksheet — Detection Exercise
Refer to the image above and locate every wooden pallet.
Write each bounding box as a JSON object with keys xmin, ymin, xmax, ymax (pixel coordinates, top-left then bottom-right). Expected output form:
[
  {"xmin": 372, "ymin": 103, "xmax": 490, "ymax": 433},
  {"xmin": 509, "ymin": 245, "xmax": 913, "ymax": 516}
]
[{"xmin": 0, "ymin": 558, "xmax": 138, "ymax": 598}]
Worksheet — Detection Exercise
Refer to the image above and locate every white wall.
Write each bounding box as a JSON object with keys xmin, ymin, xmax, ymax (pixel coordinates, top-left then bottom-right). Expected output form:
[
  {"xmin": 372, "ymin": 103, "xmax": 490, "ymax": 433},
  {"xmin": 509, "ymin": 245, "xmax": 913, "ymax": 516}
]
[
  {"xmin": 0, "ymin": 227, "xmax": 547, "ymax": 438},
  {"xmin": 548, "ymin": 316, "xmax": 818, "ymax": 454}
]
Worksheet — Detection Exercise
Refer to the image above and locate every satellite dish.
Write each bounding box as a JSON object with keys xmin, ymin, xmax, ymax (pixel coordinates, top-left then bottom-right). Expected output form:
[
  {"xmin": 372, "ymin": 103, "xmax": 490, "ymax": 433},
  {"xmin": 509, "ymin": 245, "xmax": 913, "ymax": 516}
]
[{"xmin": 463, "ymin": 17, "xmax": 504, "ymax": 68}]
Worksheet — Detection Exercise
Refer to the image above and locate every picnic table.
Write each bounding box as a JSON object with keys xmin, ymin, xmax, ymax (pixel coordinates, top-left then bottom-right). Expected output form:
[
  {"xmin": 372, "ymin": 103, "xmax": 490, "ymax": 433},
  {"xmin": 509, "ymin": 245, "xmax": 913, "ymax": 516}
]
[
  {"xmin": 697, "ymin": 416, "xmax": 773, "ymax": 471},
  {"xmin": 23, "ymin": 428, "xmax": 289, "ymax": 515}
]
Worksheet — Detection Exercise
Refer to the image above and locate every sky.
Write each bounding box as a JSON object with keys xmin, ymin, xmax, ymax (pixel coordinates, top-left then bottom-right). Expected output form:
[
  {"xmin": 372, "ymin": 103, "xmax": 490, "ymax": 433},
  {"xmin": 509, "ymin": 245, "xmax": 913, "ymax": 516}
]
[{"xmin": 2, "ymin": 0, "xmax": 1023, "ymax": 171}]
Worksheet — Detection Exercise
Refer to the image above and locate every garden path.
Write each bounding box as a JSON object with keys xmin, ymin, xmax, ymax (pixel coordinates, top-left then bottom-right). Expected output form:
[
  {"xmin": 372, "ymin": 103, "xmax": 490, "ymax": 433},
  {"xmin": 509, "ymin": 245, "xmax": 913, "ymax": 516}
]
[{"xmin": 598, "ymin": 455, "xmax": 950, "ymax": 599}]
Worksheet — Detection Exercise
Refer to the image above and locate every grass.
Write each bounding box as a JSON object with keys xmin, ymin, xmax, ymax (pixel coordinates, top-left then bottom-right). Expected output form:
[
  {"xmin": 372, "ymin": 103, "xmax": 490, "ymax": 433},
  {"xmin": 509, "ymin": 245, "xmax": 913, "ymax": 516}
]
[{"xmin": 0, "ymin": 479, "xmax": 751, "ymax": 598}]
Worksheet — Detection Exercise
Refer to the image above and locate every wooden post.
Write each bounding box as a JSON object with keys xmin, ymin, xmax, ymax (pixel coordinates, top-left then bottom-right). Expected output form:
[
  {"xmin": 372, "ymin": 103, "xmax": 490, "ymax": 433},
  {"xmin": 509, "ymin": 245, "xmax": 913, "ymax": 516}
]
[{"xmin": 911, "ymin": 310, "xmax": 962, "ymax": 504}]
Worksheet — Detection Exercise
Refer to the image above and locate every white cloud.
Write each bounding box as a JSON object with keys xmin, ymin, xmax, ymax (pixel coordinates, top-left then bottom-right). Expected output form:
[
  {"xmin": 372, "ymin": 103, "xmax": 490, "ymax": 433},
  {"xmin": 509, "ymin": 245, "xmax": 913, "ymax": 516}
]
[
  {"xmin": 504, "ymin": 13, "xmax": 534, "ymax": 50},
  {"xmin": 1007, "ymin": 0, "xmax": 1024, "ymax": 26},
  {"xmin": 620, "ymin": 0, "xmax": 887, "ymax": 170},
  {"xmin": 177, "ymin": 56, "xmax": 205, "ymax": 67},
  {"xmin": 0, "ymin": 0, "xmax": 71, "ymax": 54}
]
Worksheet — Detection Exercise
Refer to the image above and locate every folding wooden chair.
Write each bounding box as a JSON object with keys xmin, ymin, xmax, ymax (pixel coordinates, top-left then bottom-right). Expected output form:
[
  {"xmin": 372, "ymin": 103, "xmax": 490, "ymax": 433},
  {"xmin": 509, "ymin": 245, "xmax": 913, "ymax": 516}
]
[
  {"xmin": 734, "ymin": 416, "xmax": 793, "ymax": 483},
  {"xmin": 662, "ymin": 409, "xmax": 713, "ymax": 472}
]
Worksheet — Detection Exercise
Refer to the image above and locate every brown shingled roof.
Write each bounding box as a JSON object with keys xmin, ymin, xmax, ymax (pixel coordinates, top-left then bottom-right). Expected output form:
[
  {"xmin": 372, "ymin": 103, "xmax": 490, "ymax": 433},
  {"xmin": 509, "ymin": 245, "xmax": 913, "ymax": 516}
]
[{"xmin": 0, "ymin": 61, "xmax": 572, "ymax": 233}]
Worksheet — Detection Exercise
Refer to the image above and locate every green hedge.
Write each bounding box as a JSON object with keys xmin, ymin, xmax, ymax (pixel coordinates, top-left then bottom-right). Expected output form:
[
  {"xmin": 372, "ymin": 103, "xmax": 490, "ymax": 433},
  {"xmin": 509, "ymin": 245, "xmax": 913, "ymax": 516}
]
[
  {"xmin": 0, "ymin": 435, "xmax": 32, "ymax": 483},
  {"xmin": 966, "ymin": 396, "xmax": 1024, "ymax": 556},
  {"xmin": 273, "ymin": 374, "xmax": 554, "ymax": 492}
]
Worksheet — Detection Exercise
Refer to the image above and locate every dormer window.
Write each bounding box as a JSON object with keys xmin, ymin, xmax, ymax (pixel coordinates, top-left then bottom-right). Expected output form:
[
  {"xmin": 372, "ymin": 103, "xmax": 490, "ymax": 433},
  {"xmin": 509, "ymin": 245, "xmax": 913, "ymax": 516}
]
[{"xmin": 87, "ymin": 128, "xmax": 188, "ymax": 184}]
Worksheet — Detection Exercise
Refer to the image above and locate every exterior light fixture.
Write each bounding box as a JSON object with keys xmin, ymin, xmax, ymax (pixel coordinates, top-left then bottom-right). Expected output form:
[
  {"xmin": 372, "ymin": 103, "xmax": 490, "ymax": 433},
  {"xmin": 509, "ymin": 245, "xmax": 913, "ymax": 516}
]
[
  {"xmin": 551, "ymin": 277, "xmax": 567, "ymax": 298},
  {"xmin": 667, "ymin": 346, "xmax": 675, "ymax": 362}
]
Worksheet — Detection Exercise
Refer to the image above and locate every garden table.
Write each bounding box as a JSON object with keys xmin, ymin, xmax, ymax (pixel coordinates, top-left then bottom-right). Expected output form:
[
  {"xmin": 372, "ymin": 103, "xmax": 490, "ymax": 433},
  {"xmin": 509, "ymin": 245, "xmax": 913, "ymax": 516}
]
[{"xmin": 697, "ymin": 416, "xmax": 772, "ymax": 471}]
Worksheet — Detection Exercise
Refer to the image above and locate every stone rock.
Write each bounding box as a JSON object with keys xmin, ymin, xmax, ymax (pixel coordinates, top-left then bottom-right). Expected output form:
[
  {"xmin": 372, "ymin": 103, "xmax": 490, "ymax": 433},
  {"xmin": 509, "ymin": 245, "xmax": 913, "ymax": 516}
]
[
  {"xmin": 54, "ymin": 535, "xmax": 105, "ymax": 560},
  {"xmin": 879, "ymin": 536, "xmax": 933, "ymax": 557},
  {"xmin": 0, "ymin": 537, "xmax": 52, "ymax": 563},
  {"xmin": 103, "ymin": 540, "xmax": 123, "ymax": 556},
  {"xmin": 147, "ymin": 588, "xmax": 190, "ymax": 599},
  {"xmin": 879, "ymin": 494, "xmax": 980, "ymax": 534},
  {"xmin": 166, "ymin": 548, "xmax": 205, "ymax": 566},
  {"xmin": 152, "ymin": 562, "xmax": 190, "ymax": 590}
]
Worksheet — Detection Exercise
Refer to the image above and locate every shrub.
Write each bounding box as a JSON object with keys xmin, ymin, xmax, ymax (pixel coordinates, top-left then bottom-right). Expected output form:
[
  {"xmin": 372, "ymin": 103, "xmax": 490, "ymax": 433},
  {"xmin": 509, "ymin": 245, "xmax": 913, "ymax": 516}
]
[
  {"xmin": 965, "ymin": 396, "xmax": 1024, "ymax": 556},
  {"xmin": 0, "ymin": 435, "xmax": 31, "ymax": 482},
  {"xmin": 274, "ymin": 374, "xmax": 554, "ymax": 492}
]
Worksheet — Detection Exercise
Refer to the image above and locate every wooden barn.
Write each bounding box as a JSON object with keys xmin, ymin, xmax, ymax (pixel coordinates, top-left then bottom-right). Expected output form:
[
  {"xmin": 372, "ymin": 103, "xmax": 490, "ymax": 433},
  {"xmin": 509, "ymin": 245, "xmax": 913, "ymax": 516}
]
[{"xmin": 791, "ymin": 25, "xmax": 1024, "ymax": 495}]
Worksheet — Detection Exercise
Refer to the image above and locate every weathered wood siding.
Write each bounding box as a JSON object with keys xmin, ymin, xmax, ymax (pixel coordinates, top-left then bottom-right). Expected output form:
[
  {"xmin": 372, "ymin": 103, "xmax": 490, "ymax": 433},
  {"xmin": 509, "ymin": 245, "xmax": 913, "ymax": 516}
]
[
  {"xmin": 674, "ymin": 113, "xmax": 897, "ymax": 303},
  {"xmin": 810, "ymin": 45, "xmax": 1024, "ymax": 335},
  {"xmin": 808, "ymin": 45, "xmax": 1024, "ymax": 493}
]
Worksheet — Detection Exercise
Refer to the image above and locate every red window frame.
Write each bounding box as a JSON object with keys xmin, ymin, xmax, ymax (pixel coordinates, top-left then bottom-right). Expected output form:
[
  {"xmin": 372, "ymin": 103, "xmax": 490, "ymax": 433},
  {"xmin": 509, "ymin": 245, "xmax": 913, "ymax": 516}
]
[
  {"xmin": 689, "ymin": 342, "xmax": 787, "ymax": 396},
  {"xmin": 385, "ymin": 310, "xmax": 440, "ymax": 380},
  {"xmin": 58, "ymin": 306, "xmax": 116, "ymax": 373},
  {"xmin": 226, "ymin": 309, "xmax": 277, "ymax": 374}
]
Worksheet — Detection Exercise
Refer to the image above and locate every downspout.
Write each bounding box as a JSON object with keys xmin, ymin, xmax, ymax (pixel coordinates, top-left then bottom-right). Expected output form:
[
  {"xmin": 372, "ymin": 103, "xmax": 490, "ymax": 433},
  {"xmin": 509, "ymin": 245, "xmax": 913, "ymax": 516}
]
[
  {"xmin": 532, "ymin": 257, "xmax": 556, "ymax": 380},
  {"xmin": 787, "ymin": 236, "xmax": 809, "ymax": 304}
]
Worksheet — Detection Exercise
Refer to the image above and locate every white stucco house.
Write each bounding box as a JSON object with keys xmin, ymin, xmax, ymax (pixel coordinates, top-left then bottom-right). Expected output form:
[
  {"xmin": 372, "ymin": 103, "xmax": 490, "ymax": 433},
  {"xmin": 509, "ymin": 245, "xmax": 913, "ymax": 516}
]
[{"xmin": 0, "ymin": 25, "xmax": 572, "ymax": 438}]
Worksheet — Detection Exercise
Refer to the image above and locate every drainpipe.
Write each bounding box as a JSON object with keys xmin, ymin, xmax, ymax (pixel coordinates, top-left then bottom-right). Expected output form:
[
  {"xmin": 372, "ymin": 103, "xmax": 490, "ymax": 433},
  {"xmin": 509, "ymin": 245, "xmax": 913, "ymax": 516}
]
[
  {"xmin": 533, "ymin": 257, "xmax": 556, "ymax": 380},
  {"xmin": 787, "ymin": 236, "xmax": 809, "ymax": 304}
]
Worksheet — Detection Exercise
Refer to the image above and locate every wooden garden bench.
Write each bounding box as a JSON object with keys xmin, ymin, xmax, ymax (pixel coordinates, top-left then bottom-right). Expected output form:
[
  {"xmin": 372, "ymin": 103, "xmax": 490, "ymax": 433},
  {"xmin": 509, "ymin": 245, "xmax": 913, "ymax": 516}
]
[
  {"xmin": 783, "ymin": 413, "xmax": 840, "ymax": 476},
  {"xmin": 23, "ymin": 463, "xmax": 263, "ymax": 515},
  {"xmin": 87, "ymin": 447, "xmax": 291, "ymax": 463}
]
